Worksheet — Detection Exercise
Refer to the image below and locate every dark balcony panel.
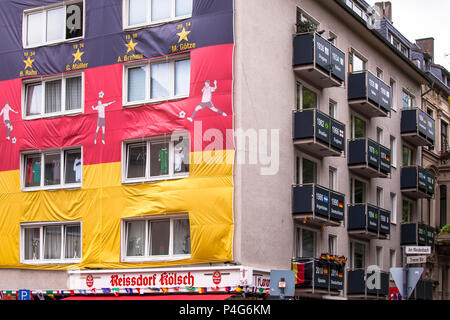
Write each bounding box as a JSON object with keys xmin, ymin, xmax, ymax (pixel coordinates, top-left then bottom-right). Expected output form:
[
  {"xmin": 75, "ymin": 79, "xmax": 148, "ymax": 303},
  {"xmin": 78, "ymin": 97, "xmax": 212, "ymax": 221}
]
[
  {"xmin": 401, "ymin": 166, "xmax": 432, "ymax": 199},
  {"xmin": 426, "ymin": 173, "xmax": 435, "ymax": 196},
  {"xmin": 347, "ymin": 205, "xmax": 367, "ymax": 231},
  {"xmin": 292, "ymin": 184, "xmax": 344, "ymax": 227},
  {"xmin": 367, "ymin": 205, "xmax": 379, "ymax": 233},
  {"xmin": 293, "ymin": 110, "xmax": 344, "ymax": 158},
  {"xmin": 379, "ymin": 209, "xmax": 391, "ymax": 236},
  {"xmin": 348, "ymin": 204, "xmax": 390, "ymax": 239},
  {"xmin": 347, "ymin": 270, "xmax": 389, "ymax": 298},
  {"xmin": 401, "ymin": 108, "xmax": 435, "ymax": 147},
  {"xmin": 348, "ymin": 71, "xmax": 390, "ymax": 118},
  {"xmin": 401, "ymin": 223, "xmax": 434, "ymax": 247},
  {"xmin": 329, "ymin": 262, "xmax": 345, "ymax": 291},
  {"xmin": 414, "ymin": 280, "xmax": 433, "ymax": 300},
  {"xmin": 348, "ymin": 139, "xmax": 389, "ymax": 179},
  {"xmin": 293, "ymin": 33, "xmax": 345, "ymax": 89},
  {"xmin": 293, "ymin": 258, "xmax": 344, "ymax": 293},
  {"xmin": 314, "ymin": 258, "xmax": 330, "ymax": 289}
]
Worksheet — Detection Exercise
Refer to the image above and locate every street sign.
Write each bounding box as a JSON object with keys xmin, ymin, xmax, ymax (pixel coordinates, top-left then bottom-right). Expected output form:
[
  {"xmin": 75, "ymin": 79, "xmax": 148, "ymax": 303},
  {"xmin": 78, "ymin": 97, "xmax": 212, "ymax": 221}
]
[
  {"xmin": 269, "ymin": 270, "xmax": 295, "ymax": 299},
  {"xmin": 390, "ymin": 267, "xmax": 423, "ymax": 299},
  {"xmin": 407, "ymin": 255, "xmax": 427, "ymax": 264},
  {"xmin": 405, "ymin": 246, "xmax": 431, "ymax": 255}
]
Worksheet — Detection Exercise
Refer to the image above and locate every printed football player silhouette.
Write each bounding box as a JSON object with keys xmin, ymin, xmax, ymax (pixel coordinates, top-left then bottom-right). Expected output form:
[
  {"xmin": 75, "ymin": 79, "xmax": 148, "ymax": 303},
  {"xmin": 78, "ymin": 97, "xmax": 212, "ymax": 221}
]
[
  {"xmin": 186, "ymin": 80, "xmax": 227, "ymax": 122},
  {"xmin": 0, "ymin": 102, "xmax": 18, "ymax": 140},
  {"xmin": 92, "ymin": 99, "xmax": 115, "ymax": 144}
]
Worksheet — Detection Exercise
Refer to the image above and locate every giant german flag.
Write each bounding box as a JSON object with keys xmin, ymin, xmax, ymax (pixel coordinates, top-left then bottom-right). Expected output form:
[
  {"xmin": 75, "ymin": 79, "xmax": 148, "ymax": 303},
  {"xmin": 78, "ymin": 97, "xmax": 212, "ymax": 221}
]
[{"xmin": 0, "ymin": 0, "xmax": 234, "ymax": 269}]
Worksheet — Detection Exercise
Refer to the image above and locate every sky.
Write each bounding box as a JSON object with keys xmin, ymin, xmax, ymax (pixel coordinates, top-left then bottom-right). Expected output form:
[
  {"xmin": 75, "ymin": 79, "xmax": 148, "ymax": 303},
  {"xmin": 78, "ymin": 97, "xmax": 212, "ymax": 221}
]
[{"xmin": 365, "ymin": 0, "xmax": 450, "ymax": 70}]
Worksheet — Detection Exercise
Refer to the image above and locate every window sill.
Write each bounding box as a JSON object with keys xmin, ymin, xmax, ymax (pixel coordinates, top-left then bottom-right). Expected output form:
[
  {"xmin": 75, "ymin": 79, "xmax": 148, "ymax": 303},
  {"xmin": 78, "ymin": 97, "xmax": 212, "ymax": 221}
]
[
  {"xmin": 122, "ymin": 255, "xmax": 191, "ymax": 263},
  {"xmin": 24, "ymin": 36, "xmax": 84, "ymax": 50},
  {"xmin": 21, "ymin": 259, "xmax": 81, "ymax": 265},
  {"xmin": 23, "ymin": 109, "xmax": 83, "ymax": 121},
  {"xmin": 123, "ymin": 15, "xmax": 192, "ymax": 32},
  {"xmin": 123, "ymin": 95, "xmax": 189, "ymax": 108},
  {"xmin": 122, "ymin": 174, "xmax": 189, "ymax": 185},
  {"xmin": 22, "ymin": 184, "xmax": 82, "ymax": 192}
]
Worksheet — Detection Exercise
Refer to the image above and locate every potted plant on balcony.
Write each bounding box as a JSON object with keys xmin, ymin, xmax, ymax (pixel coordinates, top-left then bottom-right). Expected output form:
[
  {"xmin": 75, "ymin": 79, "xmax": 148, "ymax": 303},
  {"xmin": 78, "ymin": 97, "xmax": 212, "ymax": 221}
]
[
  {"xmin": 437, "ymin": 224, "xmax": 450, "ymax": 246},
  {"xmin": 296, "ymin": 20, "xmax": 317, "ymax": 34}
]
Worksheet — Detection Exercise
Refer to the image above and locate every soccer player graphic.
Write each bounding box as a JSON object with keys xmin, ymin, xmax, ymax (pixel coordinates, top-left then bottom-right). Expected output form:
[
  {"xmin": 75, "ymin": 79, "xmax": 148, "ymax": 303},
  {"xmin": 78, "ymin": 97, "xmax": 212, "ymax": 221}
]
[
  {"xmin": 92, "ymin": 96, "xmax": 115, "ymax": 145},
  {"xmin": 186, "ymin": 80, "xmax": 227, "ymax": 122},
  {"xmin": 0, "ymin": 102, "xmax": 18, "ymax": 141}
]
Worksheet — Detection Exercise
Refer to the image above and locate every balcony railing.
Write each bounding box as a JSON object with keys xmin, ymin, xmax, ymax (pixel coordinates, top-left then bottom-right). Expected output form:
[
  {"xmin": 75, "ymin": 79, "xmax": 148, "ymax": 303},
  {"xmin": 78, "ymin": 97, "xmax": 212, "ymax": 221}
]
[
  {"xmin": 401, "ymin": 108, "xmax": 435, "ymax": 147},
  {"xmin": 347, "ymin": 204, "xmax": 390, "ymax": 239},
  {"xmin": 441, "ymin": 142, "xmax": 450, "ymax": 159},
  {"xmin": 401, "ymin": 166, "xmax": 435, "ymax": 199},
  {"xmin": 347, "ymin": 269, "xmax": 390, "ymax": 299},
  {"xmin": 401, "ymin": 223, "xmax": 435, "ymax": 247},
  {"xmin": 348, "ymin": 138, "xmax": 391, "ymax": 179},
  {"xmin": 292, "ymin": 184, "xmax": 345, "ymax": 227},
  {"xmin": 293, "ymin": 32, "xmax": 345, "ymax": 89},
  {"xmin": 292, "ymin": 256, "xmax": 346, "ymax": 294},
  {"xmin": 348, "ymin": 71, "xmax": 391, "ymax": 118},
  {"xmin": 293, "ymin": 109, "xmax": 345, "ymax": 158}
]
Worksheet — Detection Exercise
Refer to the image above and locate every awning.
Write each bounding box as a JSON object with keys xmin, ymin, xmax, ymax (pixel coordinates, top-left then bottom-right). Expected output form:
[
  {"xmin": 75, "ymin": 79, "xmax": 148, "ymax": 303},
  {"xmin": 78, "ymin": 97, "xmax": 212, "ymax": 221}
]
[{"xmin": 62, "ymin": 294, "xmax": 235, "ymax": 300}]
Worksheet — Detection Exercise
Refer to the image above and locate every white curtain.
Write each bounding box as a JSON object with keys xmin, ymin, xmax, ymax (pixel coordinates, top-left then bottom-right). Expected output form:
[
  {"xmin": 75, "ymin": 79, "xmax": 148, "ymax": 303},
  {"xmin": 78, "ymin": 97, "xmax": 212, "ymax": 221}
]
[
  {"xmin": 175, "ymin": 59, "xmax": 190, "ymax": 96},
  {"xmin": 128, "ymin": 67, "xmax": 146, "ymax": 102},
  {"xmin": 45, "ymin": 80, "xmax": 62, "ymax": 114},
  {"xmin": 44, "ymin": 226, "xmax": 61, "ymax": 259},
  {"xmin": 65, "ymin": 77, "xmax": 82, "ymax": 110},
  {"xmin": 126, "ymin": 221, "xmax": 145, "ymax": 256},
  {"xmin": 151, "ymin": 62, "xmax": 170, "ymax": 99},
  {"xmin": 152, "ymin": 0, "xmax": 170, "ymax": 21},
  {"xmin": 176, "ymin": 0, "xmax": 193, "ymax": 17},
  {"xmin": 26, "ymin": 84, "xmax": 42, "ymax": 116},
  {"xmin": 173, "ymin": 219, "xmax": 190, "ymax": 254},
  {"xmin": 129, "ymin": 0, "xmax": 147, "ymax": 25},
  {"xmin": 44, "ymin": 153, "xmax": 60, "ymax": 186},
  {"xmin": 46, "ymin": 7, "xmax": 65, "ymax": 42},
  {"xmin": 65, "ymin": 225, "xmax": 80, "ymax": 259},
  {"xmin": 24, "ymin": 228, "xmax": 40, "ymax": 260}
]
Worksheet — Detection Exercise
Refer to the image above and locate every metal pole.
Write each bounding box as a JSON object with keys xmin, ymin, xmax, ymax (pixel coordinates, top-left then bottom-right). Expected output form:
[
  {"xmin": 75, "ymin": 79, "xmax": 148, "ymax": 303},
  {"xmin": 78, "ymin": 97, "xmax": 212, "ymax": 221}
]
[{"xmin": 403, "ymin": 246, "xmax": 408, "ymax": 300}]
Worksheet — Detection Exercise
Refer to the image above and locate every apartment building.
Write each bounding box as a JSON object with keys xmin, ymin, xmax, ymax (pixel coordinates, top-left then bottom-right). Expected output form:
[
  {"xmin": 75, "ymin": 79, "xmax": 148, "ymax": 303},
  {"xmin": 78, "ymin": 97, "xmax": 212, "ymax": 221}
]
[{"xmin": 0, "ymin": 0, "xmax": 444, "ymax": 300}]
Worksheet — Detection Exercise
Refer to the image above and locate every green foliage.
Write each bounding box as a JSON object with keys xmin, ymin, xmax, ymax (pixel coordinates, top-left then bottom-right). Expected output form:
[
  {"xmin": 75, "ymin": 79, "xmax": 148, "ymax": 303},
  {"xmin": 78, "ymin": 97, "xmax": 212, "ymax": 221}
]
[
  {"xmin": 296, "ymin": 20, "xmax": 317, "ymax": 33},
  {"xmin": 440, "ymin": 224, "xmax": 450, "ymax": 235}
]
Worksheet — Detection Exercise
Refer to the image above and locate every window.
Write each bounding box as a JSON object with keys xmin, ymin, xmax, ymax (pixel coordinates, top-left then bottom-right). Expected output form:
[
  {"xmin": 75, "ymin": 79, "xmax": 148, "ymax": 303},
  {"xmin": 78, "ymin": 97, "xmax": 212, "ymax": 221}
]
[
  {"xmin": 297, "ymin": 157, "xmax": 317, "ymax": 184},
  {"xmin": 329, "ymin": 99, "xmax": 337, "ymax": 119},
  {"xmin": 376, "ymin": 187, "xmax": 383, "ymax": 207},
  {"xmin": 376, "ymin": 68, "xmax": 383, "ymax": 80},
  {"xmin": 21, "ymin": 222, "xmax": 81, "ymax": 264},
  {"xmin": 296, "ymin": 83, "xmax": 317, "ymax": 111},
  {"xmin": 328, "ymin": 234, "xmax": 337, "ymax": 255},
  {"xmin": 389, "ymin": 249, "xmax": 396, "ymax": 268},
  {"xmin": 402, "ymin": 90, "xmax": 414, "ymax": 109},
  {"xmin": 349, "ymin": 51, "xmax": 366, "ymax": 72},
  {"xmin": 351, "ymin": 116, "xmax": 366, "ymax": 139},
  {"xmin": 329, "ymin": 167, "xmax": 337, "ymax": 191},
  {"xmin": 390, "ymin": 136, "xmax": 397, "ymax": 167},
  {"xmin": 24, "ymin": 1, "xmax": 84, "ymax": 47},
  {"xmin": 376, "ymin": 246, "xmax": 382, "ymax": 267},
  {"xmin": 123, "ymin": 215, "xmax": 190, "ymax": 261},
  {"xmin": 123, "ymin": 133, "xmax": 189, "ymax": 183},
  {"xmin": 390, "ymin": 79, "xmax": 396, "ymax": 110},
  {"xmin": 402, "ymin": 146, "xmax": 413, "ymax": 166},
  {"xmin": 402, "ymin": 199, "xmax": 413, "ymax": 223},
  {"xmin": 376, "ymin": 127, "xmax": 383, "ymax": 144},
  {"xmin": 390, "ymin": 193, "xmax": 397, "ymax": 224},
  {"xmin": 350, "ymin": 241, "xmax": 365, "ymax": 269},
  {"xmin": 389, "ymin": 33, "xmax": 409, "ymax": 57},
  {"xmin": 125, "ymin": 56, "xmax": 190, "ymax": 105},
  {"xmin": 22, "ymin": 147, "xmax": 82, "ymax": 190},
  {"xmin": 440, "ymin": 185, "xmax": 448, "ymax": 229},
  {"xmin": 125, "ymin": 0, "xmax": 193, "ymax": 28},
  {"xmin": 24, "ymin": 73, "xmax": 83, "ymax": 118},
  {"xmin": 295, "ymin": 227, "xmax": 317, "ymax": 258},
  {"xmin": 350, "ymin": 178, "xmax": 366, "ymax": 204},
  {"xmin": 441, "ymin": 121, "xmax": 448, "ymax": 152}
]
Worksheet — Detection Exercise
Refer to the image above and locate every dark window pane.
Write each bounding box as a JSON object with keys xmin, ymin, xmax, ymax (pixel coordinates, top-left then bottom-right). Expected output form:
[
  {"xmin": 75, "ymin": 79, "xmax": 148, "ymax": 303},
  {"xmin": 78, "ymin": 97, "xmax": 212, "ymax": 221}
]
[{"xmin": 150, "ymin": 220, "xmax": 170, "ymax": 255}]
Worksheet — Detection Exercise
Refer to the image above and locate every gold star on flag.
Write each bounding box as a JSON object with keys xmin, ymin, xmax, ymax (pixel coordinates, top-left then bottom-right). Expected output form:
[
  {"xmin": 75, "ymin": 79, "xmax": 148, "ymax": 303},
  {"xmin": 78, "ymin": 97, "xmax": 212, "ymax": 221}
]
[
  {"xmin": 125, "ymin": 38, "xmax": 138, "ymax": 54},
  {"xmin": 176, "ymin": 27, "xmax": 191, "ymax": 43},
  {"xmin": 72, "ymin": 48, "xmax": 84, "ymax": 63},
  {"xmin": 23, "ymin": 56, "xmax": 34, "ymax": 69}
]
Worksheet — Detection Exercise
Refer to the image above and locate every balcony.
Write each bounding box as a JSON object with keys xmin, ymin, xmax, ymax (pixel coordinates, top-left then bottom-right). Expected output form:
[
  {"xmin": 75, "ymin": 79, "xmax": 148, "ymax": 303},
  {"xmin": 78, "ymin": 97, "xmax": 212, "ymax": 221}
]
[
  {"xmin": 348, "ymin": 138, "xmax": 391, "ymax": 179},
  {"xmin": 292, "ymin": 257, "xmax": 346, "ymax": 295},
  {"xmin": 348, "ymin": 71, "xmax": 391, "ymax": 118},
  {"xmin": 401, "ymin": 223, "xmax": 435, "ymax": 247},
  {"xmin": 293, "ymin": 109, "xmax": 345, "ymax": 158},
  {"xmin": 401, "ymin": 108, "xmax": 435, "ymax": 147},
  {"xmin": 401, "ymin": 166, "xmax": 435, "ymax": 199},
  {"xmin": 347, "ymin": 204, "xmax": 390, "ymax": 239},
  {"xmin": 292, "ymin": 184, "xmax": 345, "ymax": 227},
  {"xmin": 293, "ymin": 32, "xmax": 345, "ymax": 89},
  {"xmin": 441, "ymin": 142, "xmax": 450, "ymax": 160},
  {"xmin": 347, "ymin": 269, "xmax": 390, "ymax": 299}
]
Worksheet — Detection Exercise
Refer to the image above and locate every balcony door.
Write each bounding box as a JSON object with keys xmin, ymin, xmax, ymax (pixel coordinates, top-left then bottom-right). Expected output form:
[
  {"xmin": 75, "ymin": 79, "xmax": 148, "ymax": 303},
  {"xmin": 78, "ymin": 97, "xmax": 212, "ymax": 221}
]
[
  {"xmin": 350, "ymin": 178, "xmax": 366, "ymax": 204},
  {"xmin": 350, "ymin": 241, "xmax": 365, "ymax": 269},
  {"xmin": 295, "ymin": 227, "xmax": 317, "ymax": 258},
  {"xmin": 296, "ymin": 82, "xmax": 317, "ymax": 111},
  {"xmin": 296, "ymin": 156, "xmax": 317, "ymax": 185},
  {"xmin": 351, "ymin": 115, "xmax": 366, "ymax": 139}
]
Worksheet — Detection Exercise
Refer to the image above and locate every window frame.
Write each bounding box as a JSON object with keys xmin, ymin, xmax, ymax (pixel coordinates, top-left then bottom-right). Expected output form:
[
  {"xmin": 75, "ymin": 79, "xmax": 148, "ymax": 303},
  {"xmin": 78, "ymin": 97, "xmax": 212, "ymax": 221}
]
[
  {"xmin": 294, "ymin": 226, "xmax": 317, "ymax": 259},
  {"xmin": 21, "ymin": 146, "xmax": 83, "ymax": 191},
  {"xmin": 350, "ymin": 240, "xmax": 366, "ymax": 269},
  {"xmin": 20, "ymin": 221, "xmax": 82, "ymax": 265},
  {"xmin": 22, "ymin": 72, "xmax": 85, "ymax": 120},
  {"xmin": 22, "ymin": 0, "xmax": 85, "ymax": 49},
  {"xmin": 123, "ymin": 0, "xmax": 193, "ymax": 30},
  {"xmin": 122, "ymin": 133, "xmax": 190, "ymax": 184},
  {"xmin": 123, "ymin": 54, "xmax": 190, "ymax": 107},
  {"xmin": 390, "ymin": 192, "xmax": 397, "ymax": 225},
  {"xmin": 121, "ymin": 214, "xmax": 191, "ymax": 262}
]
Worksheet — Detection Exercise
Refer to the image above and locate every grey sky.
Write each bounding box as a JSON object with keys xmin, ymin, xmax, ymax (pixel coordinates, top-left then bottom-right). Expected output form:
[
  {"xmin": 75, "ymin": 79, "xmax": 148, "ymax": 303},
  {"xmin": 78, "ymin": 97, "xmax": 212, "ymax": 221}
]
[{"xmin": 366, "ymin": 0, "xmax": 450, "ymax": 69}]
